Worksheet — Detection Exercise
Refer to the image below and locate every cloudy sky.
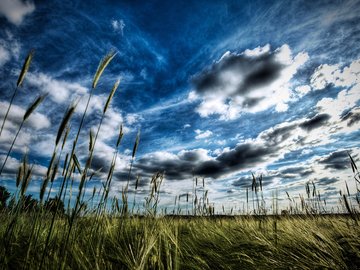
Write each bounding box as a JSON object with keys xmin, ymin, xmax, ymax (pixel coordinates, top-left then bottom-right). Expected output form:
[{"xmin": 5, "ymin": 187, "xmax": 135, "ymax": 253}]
[{"xmin": 0, "ymin": 0, "xmax": 360, "ymax": 213}]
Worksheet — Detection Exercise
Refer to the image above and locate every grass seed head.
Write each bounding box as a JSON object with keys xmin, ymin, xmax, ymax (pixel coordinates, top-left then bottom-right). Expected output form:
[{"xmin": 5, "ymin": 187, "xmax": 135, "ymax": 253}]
[
  {"xmin": 135, "ymin": 174, "xmax": 140, "ymax": 190},
  {"xmin": 72, "ymin": 154, "xmax": 82, "ymax": 174},
  {"xmin": 20, "ymin": 164, "xmax": 33, "ymax": 197},
  {"xmin": 56, "ymin": 105, "xmax": 76, "ymax": 146},
  {"xmin": 104, "ymin": 79, "xmax": 120, "ymax": 113},
  {"xmin": 89, "ymin": 129, "xmax": 94, "ymax": 151},
  {"xmin": 116, "ymin": 124, "xmax": 124, "ymax": 147},
  {"xmin": 40, "ymin": 176, "xmax": 50, "ymax": 202},
  {"xmin": 16, "ymin": 164, "xmax": 23, "ymax": 188},
  {"xmin": 62, "ymin": 125, "xmax": 71, "ymax": 150},
  {"xmin": 17, "ymin": 49, "xmax": 34, "ymax": 87},
  {"xmin": 92, "ymin": 50, "xmax": 117, "ymax": 89},
  {"xmin": 23, "ymin": 94, "xmax": 46, "ymax": 121},
  {"xmin": 132, "ymin": 129, "xmax": 141, "ymax": 159}
]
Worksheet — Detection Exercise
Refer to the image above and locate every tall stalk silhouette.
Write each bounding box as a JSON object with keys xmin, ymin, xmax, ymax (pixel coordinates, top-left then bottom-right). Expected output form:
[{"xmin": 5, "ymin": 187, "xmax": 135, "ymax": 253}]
[
  {"xmin": 0, "ymin": 50, "xmax": 34, "ymax": 138},
  {"xmin": 0, "ymin": 95, "xmax": 46, "ymax": 176},
  {"xmin": 39, "ymin": 50, "xmax": 117, "ymax": 270}
]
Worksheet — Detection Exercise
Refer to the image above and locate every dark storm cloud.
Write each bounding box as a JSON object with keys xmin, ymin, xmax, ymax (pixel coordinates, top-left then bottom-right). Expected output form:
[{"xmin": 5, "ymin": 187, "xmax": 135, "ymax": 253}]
[
  {"xmin": 259, "ymin": 123, "xmax": 298, "ymax": 146},
  {"xmin": 318, "ymin": 150, "xmax": 350, "ymax": 170},
  {"xmin": 216, "ymin": 144, "xmax": 272, "ymax": 170},
  {"xmin": 232, "ymin": 176, "xmax": 251, "ymax": 188},
  {"xmin": 90, "ymin": 155, "xmax": 110, "ymax": 173},
  {"xmin": 194, "ymin": 160, "xmax": 223, "ymax": 178},
  {"xmin": 341, "ymin": 110, "xmax": 360, "ymax": 127},
  {"xmin": 299, "ymin": 114, "xmax": 331, "ymax": 131},
  {"xmin": 232, "ymin": 174, "xmax": 275, "ymax": 188},
  {"xmin": 242, "ymin": 97, "xmax": 264, "ymax": 108},
  {"xmin": 192, "ymin": 49, "xmax": 284, "ymax": 101},
  {"xmin": 316, "ymin": 177, "xmax": 339, "ymax": 186},
  {"xmin": 192, "ymin": 143, "xmax": 274, "ymax": 179},
  {"xmin": 134, "ymin": 157, "xmax": 194, "ymax": 180},
  {"xmin": 132, "ymin": 143, "xmax": 275, "ymax": 181},
  {"xmin": 233, "ymin": 166, "xmax": 314, "ymax": 188},
  {"xmin": 280, "ymin": 167, "xmax": 313, "ymax": 178}
]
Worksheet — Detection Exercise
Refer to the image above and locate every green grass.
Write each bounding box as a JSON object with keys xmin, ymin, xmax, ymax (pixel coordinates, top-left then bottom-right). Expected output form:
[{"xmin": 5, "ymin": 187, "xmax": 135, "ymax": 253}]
[{"xmin": 0, "ymin": 213, "xmax": 359, "ymax": 269}]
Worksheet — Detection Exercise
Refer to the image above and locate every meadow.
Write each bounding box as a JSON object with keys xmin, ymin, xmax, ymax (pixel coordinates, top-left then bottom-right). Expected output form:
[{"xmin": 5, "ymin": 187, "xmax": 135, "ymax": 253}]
[{"xmin": 0, "ymin": 50, "xmax": 359, "ymax": 269}]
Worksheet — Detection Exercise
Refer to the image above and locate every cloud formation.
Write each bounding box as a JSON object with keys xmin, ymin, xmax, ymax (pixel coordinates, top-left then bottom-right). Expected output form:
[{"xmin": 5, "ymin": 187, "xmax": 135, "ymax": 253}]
[
  {"xmin": 0, "ymin": 0, "xmax": 35, "ymax": 25},
  {"xmin": 195, "ymin": 129, "xmax": 212, "ymax": 140},
  {"xmin": 190, "ymin": 44, "xmax": 309, "ymax": 120},
  {"xmin": 317, "ymin": 150, "xmax": 350, "ymax": 170},
  {"xmin": 111, "ymin": 19, "xmax": 125, "ymax": 36},
  {"xmin": 310, "ymin": 59, "xmax": 360, "ymax": 90},
  {"xmin": 0, "ymin": 46, "xmax": 10, "ymax": 66},
  {"xmin": 27, "ymin": 73, "xmax": 87, "ymax": 104},
  {"xmin": 299, "ymin": 114, "xmax": 331, "ymax": 131},
  {"xmin": 132, "ymin": 139, "xmax": 276, "ymax": 181}
]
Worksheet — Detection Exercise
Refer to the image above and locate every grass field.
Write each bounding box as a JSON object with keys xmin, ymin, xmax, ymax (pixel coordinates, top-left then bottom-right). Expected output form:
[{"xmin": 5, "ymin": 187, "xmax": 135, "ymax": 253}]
[{"xmin": 0, "ymin": 213, "xmax": 360, "ymax": 269}]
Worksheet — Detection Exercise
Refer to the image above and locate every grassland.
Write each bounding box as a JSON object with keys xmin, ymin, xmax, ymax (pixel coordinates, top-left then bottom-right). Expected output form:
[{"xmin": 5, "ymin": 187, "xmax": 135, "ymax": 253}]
[{"xmin": 0, "ymin": 212, "xmax": 360, "ymax": 269}]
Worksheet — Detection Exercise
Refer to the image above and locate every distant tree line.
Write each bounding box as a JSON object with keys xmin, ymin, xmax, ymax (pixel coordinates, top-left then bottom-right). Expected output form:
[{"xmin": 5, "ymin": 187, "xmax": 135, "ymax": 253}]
[{"xmin": 0, "ymin": 185, "xmax": 65, "ymax": 214}]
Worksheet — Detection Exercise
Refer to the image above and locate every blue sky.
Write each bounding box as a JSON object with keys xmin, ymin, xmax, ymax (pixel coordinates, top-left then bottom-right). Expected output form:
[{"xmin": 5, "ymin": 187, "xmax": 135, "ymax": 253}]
[{"xmin": 0, "ymin": 0, "xmax": 360, "ymax": 213}]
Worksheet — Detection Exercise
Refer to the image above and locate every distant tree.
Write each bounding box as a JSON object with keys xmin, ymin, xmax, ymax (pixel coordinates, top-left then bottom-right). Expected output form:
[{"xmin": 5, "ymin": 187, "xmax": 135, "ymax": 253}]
[
  {"xmin": 0, "ymin": 186, "xmax": 11, "ymax": 209},
  {"xmin": 22, "ymin": 195, "xmax": 39, "ymax": 212},
  {"xmin": 44, "ymin": 196, "xmax": 65, "ymax": 215}
]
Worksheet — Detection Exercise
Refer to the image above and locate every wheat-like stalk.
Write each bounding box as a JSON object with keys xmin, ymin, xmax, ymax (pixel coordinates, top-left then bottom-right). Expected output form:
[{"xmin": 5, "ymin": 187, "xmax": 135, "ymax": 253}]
[
  {"xmin": 56, "ymin": 104, "xmax": 76, "ymax": 146},
  {"xmin": 116, "ymin": 124, "xmax": 124, "ymax": 147},
  {"xmin": 132, "ymin": 129, "xmax": 141, "ymax": 159},
  {"xmin": 17, "ymin": 49, "xmax": 34, "ymax": 87},
  {"xmin": 0, "ymin": 50, "xmax": 35, "ymax": 138},
  {"xmin": 0, "ymin": 95, "xmax": 46, "ymax": 176},
  {"xmin": 104, "ymin": 79, "xmax": 120, "ymax": 113},
  {"xmin": 23, "ymin": 95, "xmax": 46, "ymax": 121},
  {"xmin": 92, "ymin": 50, "xmax": 117, "ymax": 89}
]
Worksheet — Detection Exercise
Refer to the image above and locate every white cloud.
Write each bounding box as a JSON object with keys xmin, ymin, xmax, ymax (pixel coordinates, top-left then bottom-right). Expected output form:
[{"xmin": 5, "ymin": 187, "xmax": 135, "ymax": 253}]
[
  {"xmin": 0, "ymin": 101, "xmax": 50, "ymax": 131},
  {"xmin": 295, "ymin": 85, "xmax": 311, "ymax": 96},
  {"xmin": 192, "ymin": 44, "xmax": 309, "ymax": 120},
  {"xmin": 313, "ymin": 58, "xmax": 360, "ymax": 120},
  {"xmin": 187, "ymin": 91, "xmax": 198, "ymax": 102},
  {"xmin": 0, "ymin": 154, "xmax": 47, "ymax": 177},
  {"xmin": 0, "ymin": 0, "xmax": 35, "ymax": 25},
  {"xmin": 316, "ymin": 85, "xmax": 360, "ymax": 120},
  {"xmin": 125, "ymin": 114, "xmax": 140, "ymax": 125},
  {"xmin": 27, "ymin": 72, "xmax": 88, "ymax": 104},
  {"xmin": 0, "ymin": 101, "xmax": 51, "ymax": 154},
  {"xmin": 195, "ymin": 129, "xmax": 213, "ymax": 140},
  {"xmin": 310, "ymin": 58, "xmax": 360, "ymax": 90},
  {"xmin": 243, "ymin": 44, "xmax": 270, "ymax": 57},
  {"xmin": 0, "ymin": 46, "xmax": 10, "ymax": 66},
  {"xmin": 95, "ymin": 107, "xmax": 125, "ymax": 143},
  {"xmin": 111, "ymin": 19, "xmax": 125, "ymax": 36}
]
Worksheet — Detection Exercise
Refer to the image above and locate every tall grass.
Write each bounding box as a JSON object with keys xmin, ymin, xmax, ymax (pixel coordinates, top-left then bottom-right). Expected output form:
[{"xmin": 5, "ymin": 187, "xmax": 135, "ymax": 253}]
[
  {"xmin": 0, "ymin": 94, "xmax": 46, "ymax": 175},
  {"xmin": 0, "ymin": 50, "xmax": 34, "ymax": 138}
]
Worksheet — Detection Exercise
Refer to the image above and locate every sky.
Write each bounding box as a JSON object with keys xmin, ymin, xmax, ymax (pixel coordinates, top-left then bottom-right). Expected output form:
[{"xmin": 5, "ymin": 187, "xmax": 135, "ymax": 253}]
[{"xmin": 0, "ymin": 0, "xmax": 360, "ymax": 214}]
